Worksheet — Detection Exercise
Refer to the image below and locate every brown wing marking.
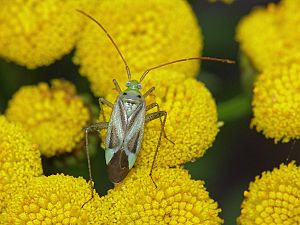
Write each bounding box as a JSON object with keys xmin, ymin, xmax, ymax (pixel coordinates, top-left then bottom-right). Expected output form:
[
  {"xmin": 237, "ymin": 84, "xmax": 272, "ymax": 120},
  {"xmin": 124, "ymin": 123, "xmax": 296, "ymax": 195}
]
[
  {"xmin": 107, "ymin": 147, "xmax": 129, "ymax": 183},
  {"xmin": 105, "ymin": 97, "xmax": 127, "ymax": 150},
  {"xmin": 117, "ymin": 98, "xmax": 127, "ymax": 130},
  {"xmin": 124, "ymin": 102, "xmax": 145, "ymax": 155},
  {"xmin": 108, "ymin": 126, "xmax": 119, "ymax": 149},
  {"xmin": 127, "ymin": 131, "xmax": 140, "ymax": 154}
]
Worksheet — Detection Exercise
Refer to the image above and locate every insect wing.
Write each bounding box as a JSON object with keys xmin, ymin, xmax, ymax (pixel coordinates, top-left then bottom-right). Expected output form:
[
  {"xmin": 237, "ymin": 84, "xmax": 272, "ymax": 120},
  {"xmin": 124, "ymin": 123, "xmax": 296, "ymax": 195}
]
[
  {"xmin": 124, "ymin": 101, "xmax": 146, "ymax": 169},
  {"xmin": 105, "ymin": 97, "xmax": 127, "ymax": 165},
  {"xmin": 105, "ymin": 97, "xmax": 145, "ymax": 183}
]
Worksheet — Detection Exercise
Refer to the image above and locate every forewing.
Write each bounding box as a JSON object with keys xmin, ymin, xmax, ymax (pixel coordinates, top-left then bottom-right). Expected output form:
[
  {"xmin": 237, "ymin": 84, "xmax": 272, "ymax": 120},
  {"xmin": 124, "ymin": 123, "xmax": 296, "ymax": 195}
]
[
  {"xmin": 105, "ymin": 97, "xmax": 127, "ymax": 152},
  {"xmin": 124, "ymin": 101, "xmax": 146, "ymax": 163}
]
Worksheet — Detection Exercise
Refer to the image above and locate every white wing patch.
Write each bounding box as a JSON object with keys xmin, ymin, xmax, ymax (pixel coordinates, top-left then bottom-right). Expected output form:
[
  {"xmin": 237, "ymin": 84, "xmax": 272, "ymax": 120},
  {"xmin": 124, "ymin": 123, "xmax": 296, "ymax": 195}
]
[{"xmin": 105, "ymin": 98, "xmax": 127, "ymax": 164}]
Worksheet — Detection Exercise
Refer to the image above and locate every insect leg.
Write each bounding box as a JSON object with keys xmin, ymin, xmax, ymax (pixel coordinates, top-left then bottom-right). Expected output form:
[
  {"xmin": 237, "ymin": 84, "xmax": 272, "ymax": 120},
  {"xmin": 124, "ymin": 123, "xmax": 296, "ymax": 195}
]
[
  {"xmin": 145, "ymin": 110, "xmax": 169, "ymax": 188},
  {"xmin": 143, "ymin": 86, "xmax": 155, "ymax": 98},
  {"xmin": 99, "ymin": 97, "xmax": 114, "ymax": 122},
  {"xmin": 113, "ymin": 79, "xmax": 122, "ymax": 94},
  {"xmin": 146, "ymin": 103, "xmax": 174, "ymax": 145},
  {"xmin": 99, "ymin": 97, "xmax": 114, "ymax": 108},
  {"xmin": 82, "ymin": 122, "xmax": 109, "ymax": 208}
]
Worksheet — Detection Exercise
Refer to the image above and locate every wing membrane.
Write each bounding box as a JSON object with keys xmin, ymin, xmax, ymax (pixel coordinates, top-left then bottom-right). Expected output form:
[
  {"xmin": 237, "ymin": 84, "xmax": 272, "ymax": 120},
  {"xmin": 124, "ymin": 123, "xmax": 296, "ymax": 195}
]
[
  {"xmin": 105, "ymin": 98, "xmax": 127, "ymax": 151},
  {"xmin": 124, "ymin": 101, "xmax": 146, "ymax": 155}
]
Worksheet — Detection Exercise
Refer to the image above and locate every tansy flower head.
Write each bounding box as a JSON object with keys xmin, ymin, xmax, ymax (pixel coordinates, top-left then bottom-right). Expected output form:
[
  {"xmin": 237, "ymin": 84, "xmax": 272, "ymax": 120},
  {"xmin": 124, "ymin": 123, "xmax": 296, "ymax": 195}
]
[
  {"xmin": 238, "ymin": 162, "xmax": 300, "ymax": 225},
  {"xmin": 236, "ymin": 0, "xmax": 300, "ymax": 71},
  {"xmin": 74, "ymin": 0, "xmax": 202, "ymax": 97},
  {"xmin": 1, "ymin": 174, "xmax": 103, "ymax": 224},
  {"xmin": 0, "ymin": 116, "xmax": 42, "ymax": 212},
  {"xmin": 251, "ymin": 64, "xmax": 300, "ymax": 142},
  {"xmin": 5, "ymin": 80, "xmax": 90, "ymax": 157},
  {"xmin": 100, "ymin": 167, "xmax": 223, "ymax": 224},
  {"xmin": 0, "ymin": 0, "xmax": 94, "ymax": 69},
  {"xmin": 101, "ymin": 70, "xmax": 220, "ymax": 168}
]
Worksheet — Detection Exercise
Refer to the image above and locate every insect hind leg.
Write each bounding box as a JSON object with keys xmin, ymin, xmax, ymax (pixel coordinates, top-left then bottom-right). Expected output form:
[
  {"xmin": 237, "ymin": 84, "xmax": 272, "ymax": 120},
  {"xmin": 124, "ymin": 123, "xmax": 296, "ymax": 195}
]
[
  {"xmin": 82, "ymin": 122, "xmax": 108, "ymax": 208},
  {"xmin": 146, "ymin": 103, "xmax": 175, "ymax": 145},
  {"xmin": 145, "ymin": 110, "xmax": 170, "ymax": 188}
]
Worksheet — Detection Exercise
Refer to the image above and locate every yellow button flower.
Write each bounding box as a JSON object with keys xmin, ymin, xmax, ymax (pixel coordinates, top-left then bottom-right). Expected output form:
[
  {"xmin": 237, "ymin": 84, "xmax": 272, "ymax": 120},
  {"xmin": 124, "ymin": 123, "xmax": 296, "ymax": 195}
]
[
  {"xmin": 100, "ymin": 70, "xmax": 220, "ymax": 168},
  {"xmin": 100, "ymin": 167, "xmax": 223, "ymax": 224},
  {"xmin": 0, "ymin": 0, "xmax": 94, "ymax": 69},
  {"xmin": 1, "ymin": 174, "xmax": 103, "ymax": 224},
  {"xmin": 236, "ymin": 0, "xmax": 300, "ymax": 71},
  {"xmin": 251, "ymin": 64, "xmax": 300, "ymax": 142},
  {"xmin": 238, "ymin": 162, "xmax": 300, "ymax": 225},
  {"xmin": 6, "ymin": 80, "xmax": 90, "ymax": 157},
  {"xmin": 0, "ymin": 116, "xmax": 42, "ymax": 212},
  {"xmin": 74, "ymin": 0, "xmax": 202, "ymax": 96}
]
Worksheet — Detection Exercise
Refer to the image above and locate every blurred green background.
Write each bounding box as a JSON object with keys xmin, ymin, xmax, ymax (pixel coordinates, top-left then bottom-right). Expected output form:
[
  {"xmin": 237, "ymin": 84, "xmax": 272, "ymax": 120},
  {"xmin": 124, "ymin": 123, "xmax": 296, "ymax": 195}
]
[{"xmin": 0, "ymin": 1, "xmax": 299, "ymax": 224}]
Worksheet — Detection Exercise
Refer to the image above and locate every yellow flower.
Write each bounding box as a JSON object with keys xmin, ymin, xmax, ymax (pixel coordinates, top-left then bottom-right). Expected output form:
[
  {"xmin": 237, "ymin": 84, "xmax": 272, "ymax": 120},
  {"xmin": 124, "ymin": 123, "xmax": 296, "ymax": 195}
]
[
  {"xmin": 74, "ymin": 0, "xmax": 202, "ymax": 97},
  {"xmin": 238, "ymin": 162, "xmax": 300, "ymax": 225},
  {"xmin": 6, "ymin": 80, "xmax": 90, "ymax": 157},
  {"xmin": 100, "ymin": 167, "xmax": 223, "ymax": 224},
  {"xmin": 0, "ymin": 116, "xmax": 42, "ymax": 212},
  {"xmin": 0, "ymin": 0, "xmax": 94, "ymax": 69},
  {"xmin": 236, "ymin": 0, "xmax": 300, "ymax": 71},
  {"xmin": 100, "ymin": 70, "xmax": 220, "ymax": 168},
  {"xmin": 1, "ymin": 174, "xmax": 103, "ymax": 224},
  {"xmin": 251, "ymin": 64, "xmax": 300, "ymax": 142}
]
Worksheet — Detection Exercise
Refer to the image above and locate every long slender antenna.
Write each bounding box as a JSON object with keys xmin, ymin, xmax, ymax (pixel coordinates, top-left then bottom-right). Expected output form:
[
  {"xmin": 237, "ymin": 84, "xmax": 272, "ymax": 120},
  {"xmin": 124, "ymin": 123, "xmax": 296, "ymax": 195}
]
[
  {"xmin": 76, "ymin": 9, "xmax": 132, "ymax": 80},
  {"xmin": 140, "ymin": 57, "xmax": 235, "ymax": 82}
]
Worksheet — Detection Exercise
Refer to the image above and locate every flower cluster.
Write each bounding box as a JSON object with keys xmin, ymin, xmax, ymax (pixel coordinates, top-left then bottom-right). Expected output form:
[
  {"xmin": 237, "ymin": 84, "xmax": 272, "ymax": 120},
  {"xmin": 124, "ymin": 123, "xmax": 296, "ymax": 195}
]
[
  {"xmin": 74, "ymin": 0, "xmax": 202, "ymax": 96},
  {"xmin": 251, "ymin": 64, "xmax": 300, "ymax": 142},
  {"xmin": 5, "ymin": 80, "xmax": 90, "ymax": 157},
  {"xmin": 0, "ymin": 0, "xmax": 95, "ymax": 69},
  {"xmin": 99, "ymin": 167, "xmax": 223, "ymax": 224},
  {"xmin": 236, "ymin": 0, "xmax": 300, "ymax": 71},
  {"xmin": 236, "ymin": 0, "xmax": 300, "ymax": 142},
  {"xmin": 0, "ymin": 116, "xmax": 104, "ymax": 224},
  {"xmin": 238, "ymin": 162, "xmax": 300, "ymax": 225},
  {"xmin": 0, "ymin": 116, "xmax": 43, "ymax": 211},
  {"xmin": 0, "ymin": 0, "xmax": 225, "ymax": 224},
  {"xmin": 1, "ymin": 174, "xmax": 103, "ymax": 224}
]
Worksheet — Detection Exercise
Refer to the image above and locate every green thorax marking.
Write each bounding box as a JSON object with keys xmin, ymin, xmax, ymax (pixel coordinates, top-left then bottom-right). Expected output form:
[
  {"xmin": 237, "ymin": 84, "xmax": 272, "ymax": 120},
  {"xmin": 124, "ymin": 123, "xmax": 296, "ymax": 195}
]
[
  {"xmin": 125, "ymin": 80, "xmax": 141, "ymax": 92},
  {"xmin": 121, "ymin": 80, "xmax": 143, "ymax": 117}
]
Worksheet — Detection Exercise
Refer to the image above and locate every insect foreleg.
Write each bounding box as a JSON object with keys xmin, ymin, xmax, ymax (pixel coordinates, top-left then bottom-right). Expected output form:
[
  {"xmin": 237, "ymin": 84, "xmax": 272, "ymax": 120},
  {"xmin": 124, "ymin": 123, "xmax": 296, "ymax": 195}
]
[
  {"xmin": 99, "ymin": 97, "xmax": 114, "ymax": 108},
  {"xmin": 145, "ymin": 110, "xmax": 170, "ymax": 188},
  {"xmin": 143, "ymin": 86, "xmax": 155, "ymax": 98},
  {"xmin": 113, "ymin": 79, "xmax": 122, "ymax": 94},
  {"xmin": 82, "ymin": 122, "xmax": 109, "ymax": 208},
  {"xmin": 99, "ymin": 97, "xmax": 114, "ymax": 122}
]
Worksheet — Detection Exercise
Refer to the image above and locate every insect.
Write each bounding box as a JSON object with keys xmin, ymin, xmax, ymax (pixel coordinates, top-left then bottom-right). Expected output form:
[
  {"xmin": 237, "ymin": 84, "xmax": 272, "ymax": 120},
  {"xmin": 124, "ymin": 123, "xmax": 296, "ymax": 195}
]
[{"xmin": 77, "ymin": 9, "xmax": 234, "ymax": 197}]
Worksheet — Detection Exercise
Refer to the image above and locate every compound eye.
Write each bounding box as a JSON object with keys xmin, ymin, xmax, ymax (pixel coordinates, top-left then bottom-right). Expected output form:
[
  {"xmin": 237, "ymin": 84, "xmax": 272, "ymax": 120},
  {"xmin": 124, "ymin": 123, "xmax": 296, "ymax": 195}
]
[
  {"xmin": 126, "ymin": 81, "xmax": 130, "ymax": 87},
  {"xmin": 137, "ymin": 83, "xmax": 142, "ymax": 89}
]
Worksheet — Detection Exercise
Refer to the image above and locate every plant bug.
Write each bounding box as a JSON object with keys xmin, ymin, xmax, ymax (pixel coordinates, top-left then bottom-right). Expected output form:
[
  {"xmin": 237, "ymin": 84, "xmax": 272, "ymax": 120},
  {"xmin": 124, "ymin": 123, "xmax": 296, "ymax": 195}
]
[{"xmin": 77, "ymin": 10, "xmax": 234, "ymax": 204}]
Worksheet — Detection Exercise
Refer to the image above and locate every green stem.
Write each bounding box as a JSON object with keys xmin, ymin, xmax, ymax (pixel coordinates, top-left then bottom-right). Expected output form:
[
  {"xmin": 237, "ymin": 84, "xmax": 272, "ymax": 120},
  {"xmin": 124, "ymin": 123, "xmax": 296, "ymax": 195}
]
[{"xmin": 217, "ymin": 94, "xmax": 251, "ymax": 122}]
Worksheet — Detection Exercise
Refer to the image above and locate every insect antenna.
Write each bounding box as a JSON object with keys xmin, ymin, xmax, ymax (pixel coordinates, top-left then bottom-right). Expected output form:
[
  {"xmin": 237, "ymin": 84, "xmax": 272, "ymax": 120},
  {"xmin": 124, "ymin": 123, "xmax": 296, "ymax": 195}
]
[
  {"xmin": 76, "ymin": 9, "xmax": 132, "ymax": 80},
  {"xmin": 140, "ymin": 57, "xmax": 235, "ymax": 82}
]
